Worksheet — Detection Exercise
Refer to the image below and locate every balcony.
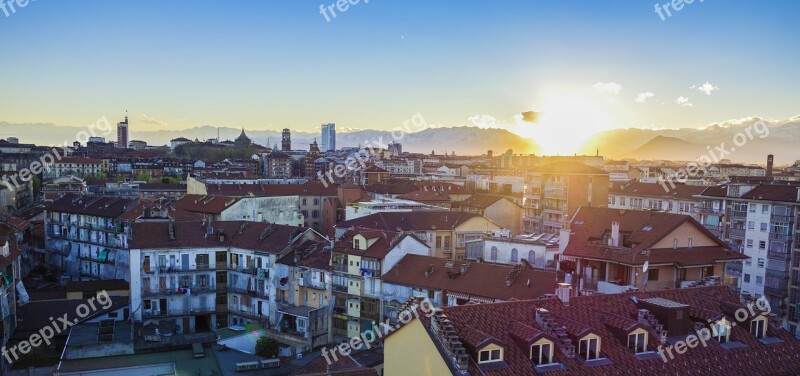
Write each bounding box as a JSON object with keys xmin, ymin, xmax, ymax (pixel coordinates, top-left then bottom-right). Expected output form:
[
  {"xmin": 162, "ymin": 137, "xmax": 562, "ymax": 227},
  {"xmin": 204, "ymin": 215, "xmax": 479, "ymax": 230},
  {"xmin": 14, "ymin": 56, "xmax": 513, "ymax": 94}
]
[
  {"xmin": 771, "ymin": 213, "xmax": 795, "ymax": 223},
  {"xmin": 332, "ymin": 264, "xmax": 348, "ymax": 273},
  {"xmin": 228, "ymin": 304, "xmax": 266, "ymax": 320},
  {"xmin": 695, "ymin": 206, "xmax": 724, "ymax": 215},
  {"xmin": 764, "ymin": 285, "xmax": 788, "ymax": 298},
  {"xmin": 228, "ymin": 265, "xmax": 258, "ymax": 275},
  {"xmin": 768, "ymin": 250, "xmax": 792, "ymax": 261},
  {"xmin": 153, "ymin": 265, "xmax": 215, "ymax": 274},
  {"xmin": 770, "ymin": 232, "xmax": 793, "ymax": 243},
  {"xmin": 729, "ymin": 228, "xmax": 746, "ymax": 239},
  {"xmin": 332, "ymin": 284, "xmax": 348, "ymax": 293},
  {"xmin": 142, "ymin": 285, "xmax": 216, "ymax": 298},
  {"xmin": 729, "ymin": 210, "xmax": 748, "ymax": 219},
  {"xmin": 542, "ymin": 220, "xmax": 563, "ymax": 229}
]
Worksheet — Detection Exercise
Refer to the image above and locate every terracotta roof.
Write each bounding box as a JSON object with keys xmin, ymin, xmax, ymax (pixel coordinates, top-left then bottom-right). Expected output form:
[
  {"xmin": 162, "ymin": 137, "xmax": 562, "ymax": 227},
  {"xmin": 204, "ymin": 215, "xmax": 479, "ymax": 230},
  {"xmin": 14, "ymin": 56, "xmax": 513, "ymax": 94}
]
[
  {"xmin": 610, "ymin": 182, "xmax": 707, "ymax": 200},
  {"xmin": 129, "ymin": 221, "xmax": 306, "ymax": 254},
  {"xmin": 204, "ymin": 181, "xmax": 338, "ymax": 197},
  {"xmin": 459, "ymin": 194, "xmax": 511, "ymax": 209},
  {"xmin": 332, "ymin": 229, "xmax": 409, "ymax": 259},
  {"xmin": 47, "ymin": 194, "xmax": 140, "ymax": 218},
  {"xmin": 363, "ymin": 180, "xmax": 418, "ymax": 195},
  {"xmin": 54, "ymin": 157, "xmax": 104, "ymax": 164},
  {"xmin": 428, "ymin": 285, "xmax": 800, "ymax": 375},
  {"xmin": 414, "ymin": 182, "xmax": 472, "ymax": 194},
  {"xmin": 697, "ymin": 184, "xmax": 729, "ymax": 198},
  {"xmin": 382, "ymin": 254, "xmax": 557, "ymax": 301},
  {"xmin": 396, "ymin": 190, "xmax": 452, "ymax": 202},
  {"xmin": 337, "ymin": 211, "xmax": 487, "ymax": 232},
  {"xmin": 175, "ymin": 194, "xmax": 242, "ymax": 215},
  {"xmin": 563, "ymin": 207, "xmax": 745, "ymax": 266},
  {"xmin": 740, "ymin": 184, "xmax": 800, "ymax": 202},
  {"xmin": 532, "ymin": 162, "xmax": 609, "ymax": 175}
]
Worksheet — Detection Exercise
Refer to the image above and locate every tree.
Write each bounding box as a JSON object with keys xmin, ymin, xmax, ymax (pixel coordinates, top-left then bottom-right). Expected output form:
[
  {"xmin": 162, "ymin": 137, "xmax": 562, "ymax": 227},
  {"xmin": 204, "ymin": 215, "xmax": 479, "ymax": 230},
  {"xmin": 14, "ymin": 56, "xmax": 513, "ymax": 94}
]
[
  {"xmin": 255, "ymin": 335, "xmax": 280, "ymax": 358},
  {"xmin": 135, "ymin": 172, "xmax": 152, "ymax": 182}
]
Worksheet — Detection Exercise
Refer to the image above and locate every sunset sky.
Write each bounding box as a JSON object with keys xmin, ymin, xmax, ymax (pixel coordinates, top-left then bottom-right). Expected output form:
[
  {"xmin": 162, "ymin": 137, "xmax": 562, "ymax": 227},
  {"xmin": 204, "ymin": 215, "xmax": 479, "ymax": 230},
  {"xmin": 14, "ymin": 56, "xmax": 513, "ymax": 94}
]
[{"xmin": 1, "ymin": 0, "xmax": 798, "ymax": 148}]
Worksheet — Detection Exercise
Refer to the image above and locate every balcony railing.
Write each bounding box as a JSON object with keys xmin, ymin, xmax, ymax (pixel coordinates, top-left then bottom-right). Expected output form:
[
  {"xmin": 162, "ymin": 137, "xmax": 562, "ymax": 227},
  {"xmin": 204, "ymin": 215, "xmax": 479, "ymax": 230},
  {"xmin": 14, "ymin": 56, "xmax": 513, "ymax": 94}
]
[
  {"xmin": 769, "ymin": 232, "xmax": 793, "ymax": 243},
  {"xmin": 332, "ymin": 284, "xmax": 347, "ymax": 293},
  {"xmin": 767, "ymin": 250, "xmax": 792, "ymax": 261},
  {"xmin": 332, "ymin": 264, "xmax": 348, "ymax": 273},
  {"xmin": 729, "ymin": 228, "xmax": 746, "ymax": 238},
  {"xmin": 695, "ymin": 206, "xmax": 724, "ymax": 215},
  {"xmin": 142, "ymin": 285, "xmax": 216, "ymax": 298},
  {"xmin": 228, "ymin": 265, "xmax": 258, "ymax": 275},
  {"xmin": 729, "ymin": 210, "xmax": 748, "ymax": 219}
]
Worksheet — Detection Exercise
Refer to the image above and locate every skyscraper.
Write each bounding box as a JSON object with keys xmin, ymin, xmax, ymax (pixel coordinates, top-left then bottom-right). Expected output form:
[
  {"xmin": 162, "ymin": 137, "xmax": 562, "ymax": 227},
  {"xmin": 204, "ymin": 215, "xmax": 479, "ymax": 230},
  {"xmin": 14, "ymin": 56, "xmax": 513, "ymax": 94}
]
[
  {"xmin": 281, "ymin": 128, "xmax": 291, "ymax": 151},
  {"xmin": 116, "ymin": 116, "xmax": 129, "ymax": 149},
  {"xmin": 320, "ymin": 123, "xmax": 336, "ymax": 152}
]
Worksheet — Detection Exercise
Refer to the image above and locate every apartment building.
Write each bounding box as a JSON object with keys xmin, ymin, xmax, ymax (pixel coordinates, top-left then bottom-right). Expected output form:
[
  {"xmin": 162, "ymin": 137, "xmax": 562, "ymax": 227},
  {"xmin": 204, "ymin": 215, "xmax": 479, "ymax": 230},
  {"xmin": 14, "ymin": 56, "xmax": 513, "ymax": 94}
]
[
  {"xmin": 336, "ymin": 212, "xmax": 500, "ymax": 260},
  {"xmin": 330, "ymin": 228, "xmax": 429, "ymax": 340},
  {"xmin": 464, "ymin": 234, "xmax": 559, "ymax": 268},
  {"xmin": 523, "ymin": 162, "xmax": 609, "ymax": 234},
  {"xmin": 456, "ymin": 194, "xmax": 523, "ymax": 235},
  {"xmin": 384, "ymin": 286, "xmax": 800, "ymax": 375},
  {"xmin": 45, "ymin": 194, "xmax": 141, "ymax": 281},
  {"xmin": 174, "ymin": 194, "xmax": 304, "ymax": 226},
  {"xmin": 0, "ymin": 225, "xmax": 23, "ymax": 374},
  {"xmin": 608, "ymin": 182, "xmax": 706, "ymax": 221},
  {"xmin": 42, "ymin": 156, "xmax": 104, "ymax": 179},
  {"xmin": 560, "ymin": 207, "xmax": 746, "ymax": 294},
  {"xmin": 696, "ymin": 183, "xmax": 800, "ymax": 335},
  {"xmin": 129, "ymin": 221, "xmax": 325, "ymax": 337}
]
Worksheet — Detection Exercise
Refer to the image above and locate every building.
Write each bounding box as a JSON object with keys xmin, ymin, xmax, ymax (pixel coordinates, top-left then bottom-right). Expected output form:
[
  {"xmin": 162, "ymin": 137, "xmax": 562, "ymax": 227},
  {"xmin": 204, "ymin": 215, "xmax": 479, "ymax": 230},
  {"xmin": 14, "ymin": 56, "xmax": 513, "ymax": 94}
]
[
  {"xmin": 264, "ymin": 151, "xmax": 293, "ymax": 178},
  {"xmin": 235, "ymin": 128, "xmax": 252, "ymax": 147},
  {"xmin": 381, "ymin": 254, "xmax": 557, "ymax": 313},
  {"xmin": 42, "ymin": 157, "xmax": 104, "ymax": 179},
  {"xmin": 170, "ymin": 137, "xmax": 191, "ymax": 150},
  {"xmin": 330, "ymin": 228, "xmax": 430, "ymax": 340},
  {"xmin": 282, "ymin": 129, "xmax": 292, "ymax": 151},
  {"xmin": 129, "ymin": 140, "xmax": 147, "ymax": 150},
  {"xmin": 457, "ymin": 194, "xmax": 523, "ymax": 235},
  {"xmin": 523, "ymin": 162, "xmax": 610, "ymax": 234},
  {"xmin": 128, "ymin": 221, "xmax": 326, "ymax": 336},
  {"xmin": 464, "ymin": 233, "xmax": 559, "ymax": 268},
  {"xmin": 45, "ymin": 194, "xmax": 141, "ymax": 281},
  {"xmin": 336, "ymin": 212, "xmax": 500, "ymax": 260},
  {"xmin": 116, "ymin": 116, "xmax": 129, "ymax": 149},
  {"xmin": 608, "ymin": 182, "xmax": 707, "ymax": 221},
  {"xmin": 560, "ymin": 207, "xmax": 747, "ymax": 295},
  {"xmin": 383, "ymin": 286, "xmax": 800, "ymax": 375},
  {"xmin": 321, "ymin": 123, "xmax": 336, "ymax": 152},
  {"xmin": 387, "ymin": 141, "xmax": 402, "ymax": 156},
  {"xmin": 345, "ymin": 198, "xmax": 447, "ymax": 220},
  {"xmin": 396, "ymin": 190, "xmax": 452, "ymax": 209},
  {"xmin": 174, "ymin": 194, "xmax": 303, "ymax": 226}
]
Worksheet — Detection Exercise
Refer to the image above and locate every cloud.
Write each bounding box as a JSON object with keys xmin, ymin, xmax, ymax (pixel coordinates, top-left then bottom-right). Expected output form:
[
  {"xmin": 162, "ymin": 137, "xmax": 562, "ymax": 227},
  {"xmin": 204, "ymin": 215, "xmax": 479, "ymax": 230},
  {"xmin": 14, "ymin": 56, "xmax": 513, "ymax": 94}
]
[
  {"xmin": 467, "ymin": 114, "xmax": 499, "ymax": 129},
  {"xmin": 676, "ymin": 96, "xmax": 693, "ymax": 107},
  {"xmin": 139, "ymin": 113, "xmax": 168, "ymax": 127},
  {"xmin": 635, "ymin": 92, "xmax": 654, "ymax": 103},
  {"xmin": 593, "ymin": 82, "xmax": 622, "ymax": 95},
  {"xmin": 691, "ymin": 82, "xmax": 719, "ymax": 95},
  {"xmin": 520, "ymin": 111, "xmax": 540, "ymax": 123}
]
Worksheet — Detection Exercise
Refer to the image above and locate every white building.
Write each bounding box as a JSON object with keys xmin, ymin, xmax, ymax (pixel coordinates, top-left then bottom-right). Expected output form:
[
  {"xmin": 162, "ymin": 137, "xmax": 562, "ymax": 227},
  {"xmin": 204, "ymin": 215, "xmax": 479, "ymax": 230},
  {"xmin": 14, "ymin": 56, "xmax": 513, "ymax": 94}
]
[{"xmin": 321, "ymin": 123, "xmax": 336, "ymax": 152}]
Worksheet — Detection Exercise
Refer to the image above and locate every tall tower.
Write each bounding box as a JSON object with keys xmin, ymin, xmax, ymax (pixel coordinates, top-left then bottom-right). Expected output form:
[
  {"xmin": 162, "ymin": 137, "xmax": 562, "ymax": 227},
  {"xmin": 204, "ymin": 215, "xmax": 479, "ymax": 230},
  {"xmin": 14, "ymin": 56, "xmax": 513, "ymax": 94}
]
[
  {"xmin": 116, "ymin": 116, "xmax": 129, "ymax": 149},
  {"xmin": 281, "ymin": 128, "xmax": 291, "ymax": 151},
  {"xmin": 321, "ymin": 123, "xmax": 336, "ymax": 152}
]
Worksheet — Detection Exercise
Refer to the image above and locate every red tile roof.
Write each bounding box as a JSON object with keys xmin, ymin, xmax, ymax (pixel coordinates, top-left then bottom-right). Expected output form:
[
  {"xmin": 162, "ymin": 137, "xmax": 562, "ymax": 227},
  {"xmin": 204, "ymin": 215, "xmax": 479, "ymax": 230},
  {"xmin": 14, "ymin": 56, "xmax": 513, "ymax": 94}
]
[
  {"xmin": 563, "ymin": 207, "xmax": 745, "ymax": 266},
  {"xmin": 396, "ymin": 190, "xmax": 451, "ymax": 202},
  {"xmin": 129, "ymin": 221, "xmax": 306, "ymax": 253},
  {"xmin": 382, "ymin": 254, "xmax": 558, "ymax": 302},
  {"xmin": 610, "ymin": 182, "xmax": 707, "ymax": 200},
  {"xmin": 427, "ymin": 285, "xmax": 800, "ymax": 375},
  {"xmin": 459, "ymin": 194, "xmax": 515, "ymax": 209},
  {"xmin": 175, "ymin": 194, "xmax": 242, "ymax": 215},
  {"xmin": 740, "ymin": 184, "xmax": 800, "ymax": 202},
  {"xmin": 204, "ymin": 181, "xmax": 338, "ymax": 197},
  {"xmin": 47, "ymin": 194, "xmax": 140, "ymax": 218}
]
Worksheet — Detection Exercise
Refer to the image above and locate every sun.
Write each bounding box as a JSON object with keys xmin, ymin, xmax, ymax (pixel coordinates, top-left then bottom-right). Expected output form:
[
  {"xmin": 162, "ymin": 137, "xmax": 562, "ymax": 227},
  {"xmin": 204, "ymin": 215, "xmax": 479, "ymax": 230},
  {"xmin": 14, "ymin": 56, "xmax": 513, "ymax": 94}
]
[{"xmin": 518, "ymin": 94, "xmax": 611, "ymax": 155}]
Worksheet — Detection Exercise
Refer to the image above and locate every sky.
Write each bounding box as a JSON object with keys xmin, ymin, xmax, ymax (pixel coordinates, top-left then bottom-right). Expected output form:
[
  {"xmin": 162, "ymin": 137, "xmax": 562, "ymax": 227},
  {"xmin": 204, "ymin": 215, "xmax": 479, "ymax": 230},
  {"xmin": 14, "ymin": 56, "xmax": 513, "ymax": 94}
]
[{"xmin": 1, "ymin": 0, "xmax": 799, "ymax": 147}]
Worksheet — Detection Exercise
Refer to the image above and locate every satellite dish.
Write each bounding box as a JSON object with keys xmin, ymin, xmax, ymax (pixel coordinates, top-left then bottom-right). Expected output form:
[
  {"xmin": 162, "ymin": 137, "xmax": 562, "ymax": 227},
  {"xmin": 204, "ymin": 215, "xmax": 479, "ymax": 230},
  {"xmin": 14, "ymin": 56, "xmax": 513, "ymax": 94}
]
[{"xmin": 642, "ymin": 261, "xmax": 649, "ymax": 273}]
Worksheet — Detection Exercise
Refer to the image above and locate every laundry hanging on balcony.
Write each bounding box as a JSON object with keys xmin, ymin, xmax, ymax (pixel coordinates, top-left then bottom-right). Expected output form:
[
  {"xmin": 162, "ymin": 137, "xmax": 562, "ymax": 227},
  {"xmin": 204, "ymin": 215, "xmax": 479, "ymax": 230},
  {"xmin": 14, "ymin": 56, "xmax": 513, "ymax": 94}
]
[
  {"xmin": 177, "ymin": 287, "xmax": 191, "ymax": 295},
  {"xmin": 16, "ymin": 280, "xmax": 29, "ymax": 305},
  {"xmin": 359, "ymin": 268, "xmax": 372, "ymax": 277},
  {"xmin": 98, "ymin": 249, "xmax": 109, "ymax": 263}
]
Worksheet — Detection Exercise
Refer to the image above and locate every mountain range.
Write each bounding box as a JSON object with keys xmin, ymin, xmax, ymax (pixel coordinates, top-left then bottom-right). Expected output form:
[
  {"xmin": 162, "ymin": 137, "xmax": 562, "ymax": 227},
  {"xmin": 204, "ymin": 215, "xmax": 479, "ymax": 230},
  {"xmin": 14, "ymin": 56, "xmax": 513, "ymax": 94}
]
[{"xmin": 1, "ymin": 114, "xmax": 798, "ymax": 164}]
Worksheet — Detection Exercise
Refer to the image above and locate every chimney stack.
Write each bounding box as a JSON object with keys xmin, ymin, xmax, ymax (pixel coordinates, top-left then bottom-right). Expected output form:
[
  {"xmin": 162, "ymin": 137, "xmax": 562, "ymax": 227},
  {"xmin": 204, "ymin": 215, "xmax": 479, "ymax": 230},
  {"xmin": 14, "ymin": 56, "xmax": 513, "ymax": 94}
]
[
  {"xmin": 766, "ymin": 154, "xmax": 774, "ymax": 178},
  {"xmin": 611, "ymin": 221, "xmax": 620, "ymax": 247}
]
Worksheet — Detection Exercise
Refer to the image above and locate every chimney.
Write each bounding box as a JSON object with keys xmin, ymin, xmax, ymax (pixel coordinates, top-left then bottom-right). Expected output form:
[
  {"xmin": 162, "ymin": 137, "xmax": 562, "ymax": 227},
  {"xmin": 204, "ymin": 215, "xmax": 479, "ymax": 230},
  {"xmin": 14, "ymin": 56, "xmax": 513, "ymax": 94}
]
[
  {"xmin": 766, "ymin": 154, "xmax": 774, "ymax": 178},
  {"xmin": 556, "ymin": 283, "xmax": 571, "ymax": 304},
  {"xmin": 611, "ymin": 221, "xmax": 620, "ymax": 247}
]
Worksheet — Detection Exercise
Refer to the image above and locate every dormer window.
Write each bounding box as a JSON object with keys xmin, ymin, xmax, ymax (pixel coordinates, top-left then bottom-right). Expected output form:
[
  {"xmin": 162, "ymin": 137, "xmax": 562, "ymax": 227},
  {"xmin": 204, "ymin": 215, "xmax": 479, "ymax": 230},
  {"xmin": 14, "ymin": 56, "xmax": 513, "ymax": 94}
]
[
  {"xmin": 578, "ymin": 335, "xmax": 600, "ymax": 360},
  {"xmin": 354, "ymin": 238, "xmax": 361, "ymax": 250},
  {"xmin": 478, "ymin": 348, "xmax": 502, "ymax": 364},
  {"xmin": 751, "ymin": 316, "xmax": 767, "ymax": 339},
  {"xmin": 627, "ymin": 329, "xmax": 647, "ymax": 353},
  {"xmin": 712, "ymin": 319, "xmax": 731, "ymax": 343},
  {"xmin": 530, "ymin": 339, "xmax": 553, "ymax": 365}
]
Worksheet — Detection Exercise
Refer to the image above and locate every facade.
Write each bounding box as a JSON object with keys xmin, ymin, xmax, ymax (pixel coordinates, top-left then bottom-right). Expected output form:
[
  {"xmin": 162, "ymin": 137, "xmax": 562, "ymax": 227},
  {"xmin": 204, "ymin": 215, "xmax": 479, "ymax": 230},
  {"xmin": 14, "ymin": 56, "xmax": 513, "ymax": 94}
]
[
  {"xmin": 116, "ymin": 116, "xmax": 129, "ymax": 149},
  {"xmin": 170, "ymin": 137, "xmax": 191, "ymax": 150},
  {"xmin": 45, "ymin": 194, "xmax": 140, "ymax": 281},
  {"xmin": 43, "ymin": 157, "xmax": 104, "ymax": 179},
  {"xmin": 174, "ymin": 194, "xmax": 304, "ymax": 226},
  {"xmin": 464, "ymin": 234, "xmax": 559, "ymax": 268},
  {"xmin": 523, "ymin": 162, "xmax": 610, "ymax": 234},
  {"xmin": 608, "ymin": 182, "xmax": 706, "ymax": 221},
  {"xmin": 560, "ymin": 207, "xmax": 746, "ymax": 295},
  {"xmin": 330, "ymin": 229, "xmax": 430, "ymax": 340},
  {"xmin": 128, "ymin": 221, "xmax": 326, "ymax": 339},
  {"xmin": 457, "ymin": 194, "xmax": 523, "ymax": 235},
  {"xmin": 321, "ymin": 123, "xmax": 336, "ymax": 152},
  {"xmin": 336, "ymin": 212, "xmax": 501, "ymax": 260}
]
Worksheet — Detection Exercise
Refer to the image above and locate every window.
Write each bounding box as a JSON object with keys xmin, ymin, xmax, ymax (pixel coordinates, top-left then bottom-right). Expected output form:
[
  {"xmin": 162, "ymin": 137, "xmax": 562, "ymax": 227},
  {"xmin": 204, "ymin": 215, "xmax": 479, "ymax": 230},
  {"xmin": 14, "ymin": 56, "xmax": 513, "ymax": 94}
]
[
  {"xmin": 578, "ymin": 337, "xmax": 599, "ymax": 360},
  {"xmin": 762, "ymin": 204, "xmax": 769, "ymax": 214},
  {"xmin": 530, "ymin": 342, "xmax": 552, "ymax": 365},
  {"xmin": 749, "ymin": 203, "xmax": 756, "ymax": 213},
  {"xmin": 478, "ymin": 348, "xmax": 502, "ymax": 363},
  {"xmin": 747, "ymin": 239, "xmax": 754, "ymax": 248},
  {"xmin": 751, "ymin": 317, "xmax": 767, "ymax": 339},
  {"xmin": 759, "ymin": 241, "xmax": 766, "ymax": 250},
  {"xmin": 744, "ymin": 274, "xmax": 751, "ymax": 283},
  {"xmin": 354, "ymin": 239, "xmax": 361, "ymax": 250},
  {"xmin": 312, "ymin": 210, "xmax": 319, "ymax": 218},
  {"xmin": 758, "ymin": 258, "xmax": 765, "ymax": 268},
  {"xmin": 688, "ymin": 238, "xmax": 693, "ymax": 247},
  {"xmin": 314, "ymin": 198, "xmax": 320, "ymax": 205},
  {"xmin": 712, "ymin": 319, "xmax": 731, "ymax": 343},
  {"xmin": 443, "ymin": 236, "xmax": 451, "ymax": 250},
  {"xmin": 627, "ymin": 331, "xmax": 647, "ymax": 353},
  {"xmin": 490, "ymin": 246, "xmax": 498, "ymax": 261},
  {"xmin": 748, "ymin": 221, "xmax": 755, "ymax": 230},
  {"xmin": 510, "ymin": 248, "xmax": 518, "ymax": 263},
  {"xmin": 760, "ymin": 223, "xmax": 768, "ymax": 232},
  {"xmin": 648, "ymin": 269, "xmax": 659, "ymax": 282},
  {"xmin": 302, "ymin": 198, "xmax": 307, "ymax": 205}
]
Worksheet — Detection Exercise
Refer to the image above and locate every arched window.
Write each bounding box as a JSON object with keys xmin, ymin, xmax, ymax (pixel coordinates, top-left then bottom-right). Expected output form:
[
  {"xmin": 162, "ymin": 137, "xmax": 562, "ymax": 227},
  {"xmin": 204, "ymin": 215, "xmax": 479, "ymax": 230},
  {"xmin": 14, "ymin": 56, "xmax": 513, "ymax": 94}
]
[
  {"xmin": 490, "ymin": 246, "xmax": 498, "ymax": 261},
  {"xmin": 511, "ymin": 248, "xmax": 519, "ymax": 263},
  {"xmin": 528, "ymin": 250, "xmax": 536, "ymax": 263}
]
